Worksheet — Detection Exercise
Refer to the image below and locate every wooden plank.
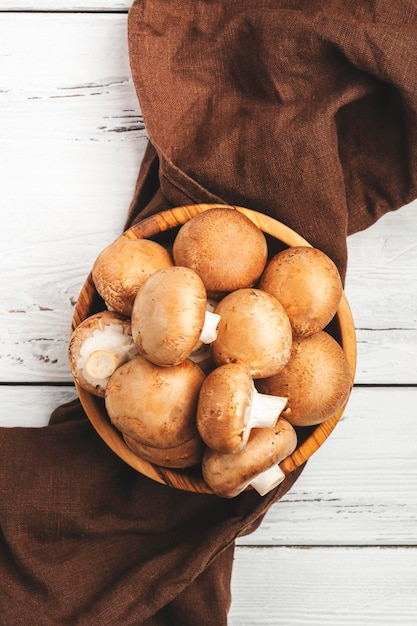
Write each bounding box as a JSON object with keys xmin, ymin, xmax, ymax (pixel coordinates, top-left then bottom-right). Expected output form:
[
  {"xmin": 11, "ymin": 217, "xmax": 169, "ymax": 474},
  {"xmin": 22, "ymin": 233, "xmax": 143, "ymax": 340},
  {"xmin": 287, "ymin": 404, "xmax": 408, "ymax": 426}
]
[
  {"xmin": 1, "ymin": 385, "xmax": 416, "ymax": 547},
  {"xmin": 239, "ymin": 385, "xmax": 417, "ymax": 546},
  {"xmin": 345, "ymin": 200, "xmax": 417, "ymax": 385},
  {"xmin": 1, "ymin": 13, "xmax": 417, "ymax": 384},
  {"xmin": 0, "ymin": 386, "xmax": 78, "ymax": 427},
  {"xmin": 0, "ymin": 1, "xmax": 131, "ymax": 10},
  {"xmin": 0, "ymin": 13, "xmax": 146, "ymax": 383},
  {"xmin": 229, "ymin": 546, "xmax": 417, "ymax": 626},
  {"xmin": 2, "ymin": 202, "xmax": 416, "ymax": 383}
]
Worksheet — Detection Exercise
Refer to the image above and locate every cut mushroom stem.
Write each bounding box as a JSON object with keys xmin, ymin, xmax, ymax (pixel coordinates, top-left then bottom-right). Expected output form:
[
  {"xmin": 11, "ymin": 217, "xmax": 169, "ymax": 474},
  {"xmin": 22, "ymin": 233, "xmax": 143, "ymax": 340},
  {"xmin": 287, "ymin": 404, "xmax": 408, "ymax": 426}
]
[
  {"xmin": 84, "ymin": 347, "xmax": 133, "ymax": 381},
  {"xmin": 68, "ymin": 310, "xmax": 138, "ymax": 397},
  {"xmin": 199, "ymin": 310, "xmax": 221, "ymax": 344},
  {"xmin": 131, "ymin": 266, "xmax": 220, "ymax": 367},
  {"xmin": 202, "ymin": 418, "xmax": 297, "ymax": 498},
  {"xmin": 197, "ymin": 363, "xmax": 288, "ymax": 455},
  {"xmin": 249, "ymin": 464, "xmax": 286, "ymax": 496},
  {"xmin": 190, "ymin": 298, "xmax": 221, "ymax": 366},
  {"xmin": 246, "ymin": 388, "xmax": 288, "ymax": 430}
]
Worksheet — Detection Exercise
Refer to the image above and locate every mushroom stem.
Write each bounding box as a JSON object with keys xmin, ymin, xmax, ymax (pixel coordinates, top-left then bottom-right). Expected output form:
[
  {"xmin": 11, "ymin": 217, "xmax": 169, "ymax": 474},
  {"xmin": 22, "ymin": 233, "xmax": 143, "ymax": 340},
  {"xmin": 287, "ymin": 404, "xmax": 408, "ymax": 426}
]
[
  {"xmin": 245, "ymin": 387, "xmax": 288, "ymax": 430},
  {"xmin": 85, "ymin": 348, "xmax": 131, "ymax": 380},
  {"xmin": 69, "ymin": 310, "xmax": 138, "ymax": 397},
  {"xmin": 199, "ymin": 310, "xmax": 221, "ymax": 344},
  {"xmin": 249, "ymin": 464, "xmax": 286, "ymax": 496}
]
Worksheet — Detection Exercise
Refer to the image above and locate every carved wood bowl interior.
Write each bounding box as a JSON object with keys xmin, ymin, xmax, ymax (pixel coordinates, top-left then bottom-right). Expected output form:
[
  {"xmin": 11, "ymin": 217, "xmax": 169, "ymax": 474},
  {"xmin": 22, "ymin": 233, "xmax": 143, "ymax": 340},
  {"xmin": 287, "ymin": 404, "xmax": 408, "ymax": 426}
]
[{"xmin": 71, "ymin": 204, "xmax": 357, "ymax": 494}]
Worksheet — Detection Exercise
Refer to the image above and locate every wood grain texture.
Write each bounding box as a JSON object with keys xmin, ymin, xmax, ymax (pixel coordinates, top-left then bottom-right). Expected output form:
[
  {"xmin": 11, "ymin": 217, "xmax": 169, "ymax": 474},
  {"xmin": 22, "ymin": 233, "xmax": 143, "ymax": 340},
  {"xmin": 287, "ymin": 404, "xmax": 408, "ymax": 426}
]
[
  {"xmin": 1, "ymin": 14, "xmax": 416, "ymax": 386},
  {"xmin": 0, "ymin": 13, "xmax": 146, "ymax": 383},
  {"xmin": 0, "ymin": 1, "xmax": 130, "ymax": 10},
  {"xmin": 0, "ymin": 386, "xmax": 78, "ymax": 427},
  {"xmin": 1, "ymin": 10, "xmax": 416, "ymax": 625},
  {"xmin": 1, "ymin": 14, "xmax": 416, "ymax": 385},
  {"xmin": 239, "ymin": 386, "xmax": 417, "ymax": 546},
  {"xmin": 229, "ymin": 546, "xmax": 417, "ymax": 626},
  {"xmin": 345, "ymin": 201, "xmax": 417, "ymax": 385},
  {"xmin": 1, "ymin": 386, "xmax": 415, "ymax": 547}
]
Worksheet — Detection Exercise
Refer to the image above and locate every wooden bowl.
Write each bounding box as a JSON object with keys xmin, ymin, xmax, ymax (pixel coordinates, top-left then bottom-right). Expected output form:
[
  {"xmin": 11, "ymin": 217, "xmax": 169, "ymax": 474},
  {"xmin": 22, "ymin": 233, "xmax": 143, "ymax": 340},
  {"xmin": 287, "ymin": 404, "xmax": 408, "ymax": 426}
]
[{"xmin": 71, "ymin": 204, "xmax": 357, "ymax": 494}]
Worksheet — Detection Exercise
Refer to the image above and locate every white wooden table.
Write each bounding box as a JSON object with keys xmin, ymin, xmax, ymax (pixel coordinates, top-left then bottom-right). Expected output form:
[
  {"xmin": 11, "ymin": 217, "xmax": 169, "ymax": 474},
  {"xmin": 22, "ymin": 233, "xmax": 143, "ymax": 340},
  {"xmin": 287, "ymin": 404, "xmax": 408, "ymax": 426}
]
[{"xmin": 1, "ymin": 3, "xmax": 416, "ymax": 624}]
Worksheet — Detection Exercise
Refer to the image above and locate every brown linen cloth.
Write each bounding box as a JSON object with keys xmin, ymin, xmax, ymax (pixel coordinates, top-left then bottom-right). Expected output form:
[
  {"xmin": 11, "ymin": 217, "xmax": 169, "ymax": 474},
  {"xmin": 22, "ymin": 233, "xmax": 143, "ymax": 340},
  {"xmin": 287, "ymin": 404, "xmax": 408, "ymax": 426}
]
[{"xmin": 1, "ymin": 1, "xmax": 417, "ymax": 624}]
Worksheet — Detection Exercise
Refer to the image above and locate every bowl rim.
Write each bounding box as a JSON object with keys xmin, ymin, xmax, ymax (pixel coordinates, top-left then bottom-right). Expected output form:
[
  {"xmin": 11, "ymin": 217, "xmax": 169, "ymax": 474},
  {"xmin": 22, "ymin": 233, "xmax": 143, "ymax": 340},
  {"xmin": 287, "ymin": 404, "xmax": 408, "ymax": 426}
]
[{"xmin": 71, "ymin": 203, "xmax": 357, "ymax": 493}]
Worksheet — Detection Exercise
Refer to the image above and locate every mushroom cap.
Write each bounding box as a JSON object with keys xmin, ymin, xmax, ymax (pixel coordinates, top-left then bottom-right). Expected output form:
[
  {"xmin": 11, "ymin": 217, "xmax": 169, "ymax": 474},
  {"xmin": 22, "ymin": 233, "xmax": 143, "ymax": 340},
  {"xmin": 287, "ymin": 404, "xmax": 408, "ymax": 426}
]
[
  {"xmin": 202, "ymin": 418, "xmax": 297, "ymax": 498},
  {"xmin": 104, "ymin": 355, "xmax": 205, "ymax": 448},
  {"xmin": 131, "ymin": 265, "xmax": 208, "ymax": 367},
  {"xmin": 211, "ymin": 288, "xmax": 293, "ymax": 378},
  {"xmin": 123, "ymin": 432, "xmax": 205, "ymax": 468},
  {"xmin": 92, "ymin": 236, "xmax": 173, "ymax": 316},
  {"xmin": 197, "ymin": 363, "xmax": 255, "ymax": 454},
  {"xmin": 172, "ymin": 207, "xmax": 268, "ymax": 298},
  {"xmin": 259, "ymin": 246, "xmax": 343, "ymax": 338},
  {"xmin": 68, "ymin": 310, "xmax": 136, "ymax": 397},
  {"xmin": 257, "ymin": 330, "xmax": 351, "ymax": 427}
]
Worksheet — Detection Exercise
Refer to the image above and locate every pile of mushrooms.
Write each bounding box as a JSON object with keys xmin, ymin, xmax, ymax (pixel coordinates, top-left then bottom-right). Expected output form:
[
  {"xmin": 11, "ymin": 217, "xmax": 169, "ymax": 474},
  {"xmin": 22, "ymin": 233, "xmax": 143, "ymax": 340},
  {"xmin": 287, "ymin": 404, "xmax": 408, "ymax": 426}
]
[
  {"xmin": 257, "ymin": 245, "xmax": 351, "ymax": 427},
  {"xmin": 69, "ymin": 206, "xmax": 352, "ymax": 498}
]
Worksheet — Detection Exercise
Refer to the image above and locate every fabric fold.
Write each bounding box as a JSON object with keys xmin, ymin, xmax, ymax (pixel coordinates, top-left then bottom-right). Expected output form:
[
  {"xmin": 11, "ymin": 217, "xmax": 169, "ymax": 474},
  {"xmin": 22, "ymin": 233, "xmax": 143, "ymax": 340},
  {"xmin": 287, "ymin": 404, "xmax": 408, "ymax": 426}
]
[
  {"xmin": 1, "ymin": 1, "xmax": 417, "ymax": 623},
  {"xmin": 127, "ymin": 0, "xmax": 417, "ymax": 281},
  {"xmin": 0, "ymin": 400, "xmax": 303, "ymax": 625}
]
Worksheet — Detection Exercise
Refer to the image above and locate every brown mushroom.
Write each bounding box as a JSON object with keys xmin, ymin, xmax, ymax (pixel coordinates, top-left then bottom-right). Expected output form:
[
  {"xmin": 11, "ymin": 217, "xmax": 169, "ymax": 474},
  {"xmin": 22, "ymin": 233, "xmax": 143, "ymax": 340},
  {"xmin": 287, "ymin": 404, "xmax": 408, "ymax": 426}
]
[
  {"xmin": 211, "ymin": 288, "xmax": 293, "ymax": 378},
  {"xmin": 68, "ymin": 310, "xmax": 138, "ymax": 397},
  {"xmin": 123, "ymin": 432, "xmax": 205, "ymax": 469},
  {"xmin": 259, "ymin": 246, "xmax": 343, "ymax": 338},
  {"xmin": 131, "ymin": 266, "xmax": 221, "ymax": 367},
  {"xmin": 92, "ymin": 236, "xmax": 173, "ymax": 316},
  {"xmin": 104, "ymin": 355, "xmax": 205, "ymax": 449},
  {"xmin": 172, "ymin": 207, "xmax": 268, "ymax": 299},
  {"xmin": 257, "ymin": 330, "xmax": 352, "ymax": 427},
  {"xmin": 197, "ymin": 363, "xmax": 288, "ymax": 454},
  {"xmin": 202, "ymin": 418, "xmax": 297, "ymax": 498}
]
